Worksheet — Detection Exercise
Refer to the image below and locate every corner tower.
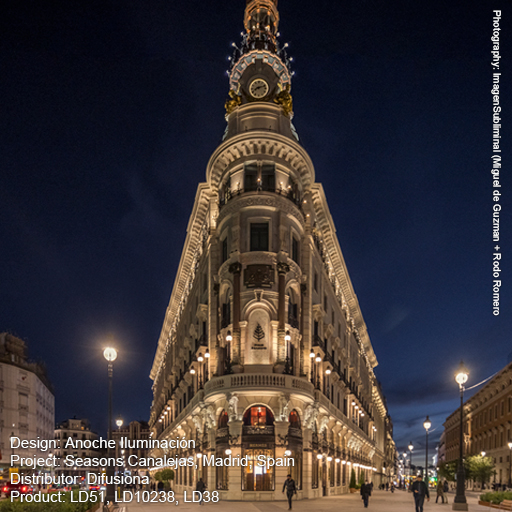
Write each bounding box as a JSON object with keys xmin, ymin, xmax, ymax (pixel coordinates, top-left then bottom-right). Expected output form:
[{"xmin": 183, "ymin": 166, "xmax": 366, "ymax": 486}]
[{"xmin": 149, "ymin": 1, "xmax": 394, "ymax": 501}]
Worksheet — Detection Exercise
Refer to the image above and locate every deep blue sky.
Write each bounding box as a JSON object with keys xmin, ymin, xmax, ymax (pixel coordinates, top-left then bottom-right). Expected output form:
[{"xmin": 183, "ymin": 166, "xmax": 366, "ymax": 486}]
[{"xmin": 1, "ymin": 0, "xmax": 510, "ymax": 465}]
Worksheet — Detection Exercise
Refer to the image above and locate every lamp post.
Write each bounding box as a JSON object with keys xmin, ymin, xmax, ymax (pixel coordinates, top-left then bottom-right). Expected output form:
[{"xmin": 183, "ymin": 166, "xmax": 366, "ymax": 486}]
[
  {"xmin": 204, "ymin": 348, "xmax": 210, "ymax": 384},
  {"xmin": 403, "ymin": 453, "xmax": 407, "ymax": 487},
  {"xmin": 508, "ymin": 441, "xmax": 512, "ymax": 489},
  {"xmin": 423, "ymin": 416, "xmax": 431, "ymax": 485},
  {"xmin": 103, "ymin": 346, "xmax": 118, "ymax": 505},
  {"xmin": 310, "ymin": 349, "xmax": 315, "ymax": 385},
  {"xmin": 315, "ymin": 353, "xmax": 322, "ymax": 390},
  {"xmin": 116, "ymin": 417, "xmax": 123, "ymax": 429},
  {"xmin": 197, "ymin": 353, "xmax": 204, "ymax": 389},
  {"xmin": 408, "ymin": 442, "xmax": 414, "ymax": 478},
  {"xmin": 453, "ymin": 360, "xmax": 469, "ymax": 511},
  {"xmin": 325, "ymin": 366, "xmax": 331, "ymax": 399},
  {"xmin": 284, "ymin": 331, "xmax": 292, "ymax": 374}
]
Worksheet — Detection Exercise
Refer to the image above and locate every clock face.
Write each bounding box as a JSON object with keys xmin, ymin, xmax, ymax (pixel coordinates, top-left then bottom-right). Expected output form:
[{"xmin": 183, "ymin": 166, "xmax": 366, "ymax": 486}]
[{"xmin": 249, "ymin": 78, "xmax": 269, "ymax": 99}]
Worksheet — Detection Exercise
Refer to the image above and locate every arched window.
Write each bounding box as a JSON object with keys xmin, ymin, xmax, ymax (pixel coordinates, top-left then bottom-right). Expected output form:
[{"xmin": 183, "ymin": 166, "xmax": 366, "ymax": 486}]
[
  {"xmin": 218, "ymin": 410, "xmax": 229, "ymax": 428},
  {"xmin": 289, "ymin": 410, "xmax": 301, "ymax": 429},
  {"xmin": 243, "ymin": 405, "xmax": 274, "ymax": 427}
]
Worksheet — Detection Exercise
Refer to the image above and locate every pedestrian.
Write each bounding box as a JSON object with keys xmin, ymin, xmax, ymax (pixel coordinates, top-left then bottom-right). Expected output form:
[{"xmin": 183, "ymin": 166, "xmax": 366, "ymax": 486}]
[
  {"xmin": 386, "ymin": 482, "xmax": 389, "ymax": 491},
  {"xmin": 436, "ymin": 480, "xmax": 445, "ymax": 504},
  {"xmin": 412, "ymin": 475, "xmax": 430, "ymax": 512},
  {"xmin": 282, "ymin": 474, "xmax": 297, "ymax": 510},
  {"xmin": 195, "ymin": 478, "xmax": 206, "ymax": 505},
  {"xmin": 360, "ymin": 481, "xmax": 372, "ymax": 508}
]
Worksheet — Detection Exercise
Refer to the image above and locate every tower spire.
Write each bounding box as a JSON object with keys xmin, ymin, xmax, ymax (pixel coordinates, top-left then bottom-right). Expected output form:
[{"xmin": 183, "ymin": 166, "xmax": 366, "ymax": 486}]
[{"xmin": 225, "ymin": 0, "xmax": 293, "ymax": 121}]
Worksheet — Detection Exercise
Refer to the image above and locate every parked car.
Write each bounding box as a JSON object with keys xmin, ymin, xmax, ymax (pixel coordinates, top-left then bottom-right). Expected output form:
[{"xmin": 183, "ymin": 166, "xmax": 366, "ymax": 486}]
[{"xmin": 2, "ymin": 482, "xmax": 33, "ymax": 497}]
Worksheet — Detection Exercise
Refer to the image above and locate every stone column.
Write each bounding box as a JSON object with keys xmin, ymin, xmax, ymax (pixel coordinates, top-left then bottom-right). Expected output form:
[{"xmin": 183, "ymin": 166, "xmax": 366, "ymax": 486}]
[
  {"xmin": 274, "ymin": 420, "xmax": 289, "ymax": 500},
  {"xmin": 276, "ymin": 262, "xmax": 290, "ymax": 370},
  {"xmin": 227, "ymin": 420, "xmax": 243, "ymax": 500},
  {"xmin": 229, "ymin": 262, "xmax": 242, "ymax": 372},
  {"xmin": 300, "ymin": 283, "xmax": 306, "ymax": 377},
  {"xmin": 207, "ymin": 428, "xmax": 216, "ymax": 489},
  {"xmin": 302, "ymin": 428, "xmax": 313, "ymax": 499}
]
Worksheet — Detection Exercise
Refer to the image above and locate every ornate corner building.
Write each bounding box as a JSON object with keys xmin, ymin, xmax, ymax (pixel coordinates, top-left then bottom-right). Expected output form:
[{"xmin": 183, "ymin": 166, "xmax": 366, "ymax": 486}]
[{"xmin": 149, "ymin": 0, "xmax": 395, "ymax": 500}]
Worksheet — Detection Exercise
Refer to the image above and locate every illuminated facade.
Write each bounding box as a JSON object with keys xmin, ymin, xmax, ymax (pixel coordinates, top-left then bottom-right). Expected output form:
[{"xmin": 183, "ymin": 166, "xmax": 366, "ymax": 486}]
[
  {"xmin": 0, "ymin": 333, "xmax": 54, "ymax": 470},
  {"xmin": 149, "ymin": 0, "xmax": 394, "ymax": 500},
  {"xmin": 444, "ymin": 361, "xmax": 512, "ymax": 488}
]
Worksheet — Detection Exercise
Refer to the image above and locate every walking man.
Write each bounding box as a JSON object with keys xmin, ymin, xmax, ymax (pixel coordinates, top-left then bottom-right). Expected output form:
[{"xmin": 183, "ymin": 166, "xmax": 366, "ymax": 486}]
[
  {"xmin": 412, "ymin": 475, "xmax": 430, "ymax": 512},
  {"xmin": 282, "ymin": 474, "xmax": 297, "ymax": 510},
  {"xmin": 360, "ymin": 481, "xmax": 372, "ymax": 508},
  {"xmin": 195, "ymin": 477, "xmax": 206, "ymax": 505}
]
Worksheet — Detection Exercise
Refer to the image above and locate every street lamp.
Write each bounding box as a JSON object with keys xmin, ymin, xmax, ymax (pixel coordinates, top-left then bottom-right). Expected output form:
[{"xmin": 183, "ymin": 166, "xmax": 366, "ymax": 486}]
[
  {"xmin": 116, "ymin": 417, "xmax": 123, "ymax": 429},
  {"xmin": 403, "ymin": 452, "xmax": 407, "ymax": 487},
  {"xmin": 284, "ymin": 330, "xmax": 292, "ymax": 374},
  {"xmin": 408, "ymin": 442, "xmax": 414, "ymax": 478},
  {"xmin": 198, "ymin": 353, "xmax": 204, "ymax": 388},
  {"xmin": 453, "ymin": 360, "xmax": 469, "ymax": 511},
  {"xmin": 309, "ymin": 349, "xmax": 315, "ymax": 385},
  {"xmin": 481, "ymin": 451, "xmax": 486, "ymax": 457},
  {"xmin": 103, "ymin": 346, "xmax": 117, "ymax": 505},
  {"xmin": 508, "ymin": 441, "xmax": 512, "ymax": 488},
  {"xmin": 315, "ymin": 353, "xmax": 321, "ymax": 389},
  {"xmin": 423, "ymin": 416, "xmax": 431, "ymax": 484}
]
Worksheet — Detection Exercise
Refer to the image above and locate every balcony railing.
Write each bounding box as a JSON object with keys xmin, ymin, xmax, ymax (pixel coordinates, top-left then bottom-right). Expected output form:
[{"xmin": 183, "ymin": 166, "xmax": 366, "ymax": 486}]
[
  {"xmin": 195, "ymin": 335, "xmax": 208, "ymax": 352},
  {"xmin": 218, "ymin": 187, "xmax": 303, "ymax": 213},
  {"xmin": 312, "ymin": 335, "xmax": 325, "ymax": 352},
  {"xmin": 242, "ymin": 425, "xmax": 275, "ymax": 436},
  {"xmin": 204, "ymin": 373, "xmax": 314, "ymax": 396}
]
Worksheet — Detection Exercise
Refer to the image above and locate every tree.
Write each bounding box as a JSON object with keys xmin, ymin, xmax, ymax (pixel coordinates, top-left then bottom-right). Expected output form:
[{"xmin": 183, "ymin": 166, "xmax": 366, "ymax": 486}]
[
  {"xmin": 358, "ymin": 469, "xmax": 365, "ymax": 486},
  {"xmin": 160, "ymin": 469, "xmax": 175, "ymax": 489},
  {"xmin": 466, "ymin": 455, "xmax": 494, "ymax": 489},
  {"xmin": 438, "ymin": 461, "xmax": 457, "ymax": 482},
  {"xmin": 349, "ymin": 468, "xmax": 357, "ymax": 488},
  {"xmin": 154, "ymin": 471, "xmax": 162, "ymax": 482}
]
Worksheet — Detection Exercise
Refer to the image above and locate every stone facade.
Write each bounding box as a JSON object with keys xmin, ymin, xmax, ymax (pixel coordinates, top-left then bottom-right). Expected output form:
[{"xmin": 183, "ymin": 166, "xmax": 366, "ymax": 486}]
[
  {"xmin": 54, "ymin": 418, "xmax": 101, "ymax": 481},
  {"xmin": 0, "ymin": 332, "xmax": 54, "ymax": 469},
  {"xmin": 444, "ymin": 361, "xmax": 512, "ymax": 486},
  {"xmin": 149, "ymin": 0, "xmax": 394, "ymax": 500}
]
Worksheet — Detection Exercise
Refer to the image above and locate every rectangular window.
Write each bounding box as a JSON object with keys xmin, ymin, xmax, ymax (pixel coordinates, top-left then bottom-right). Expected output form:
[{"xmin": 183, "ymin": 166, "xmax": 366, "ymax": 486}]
[
  {"xmin": 261, "ymin": 164, "xmax": 275, "ymax": 191},
  {"xmin": 250, "ymin": 223, "xmax": 269, "ymax": 251},
  {"xmin": 221, "ymin": 237, "xmax": 228, "ymax": 263},
  {"xmin": 324, "ymin": 295, "xmax": 328, "ymax": 311},
  {"xmin": 292, "ymin": 236, "xmax": 299, "ymax": 263},
  {"xmin": 314, "ymin": 272, "xmax": 318, "ymax": 292},
  {"xmin": 244, "ymin": 164, "xmax": 259, "ymax": 191}
]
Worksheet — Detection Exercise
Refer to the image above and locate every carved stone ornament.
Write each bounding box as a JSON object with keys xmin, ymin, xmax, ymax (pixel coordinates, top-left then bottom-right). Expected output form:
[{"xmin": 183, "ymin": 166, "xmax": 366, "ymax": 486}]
[
  {"xmin": 229, "ymin": 262, "xmax": 242, "ymax": 274},
  {"xmin": 192, "ymin": 415, "xmax": 204, "ymax": 435},
  {"xmin": 303, "ymin": 403, "xmax": 319, "ymax": 430},
  {"xmin": 227, "ymin": 393, "xmax": 239, "ymax": 422},
  {"xmin": 244, "ymin": 264, "xmax": 275, "ymax": 288},
  {"xmin": 217, "ymin": 194, "xmax": 304, "ymax": 228},
  {"xmin": 277, "ymin": 262, "xmax": 290, "ymax": 275}
]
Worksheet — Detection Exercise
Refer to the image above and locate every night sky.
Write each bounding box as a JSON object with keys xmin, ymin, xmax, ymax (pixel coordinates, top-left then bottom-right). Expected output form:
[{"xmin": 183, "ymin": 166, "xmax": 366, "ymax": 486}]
[{"xmin": 1, "ymin": 0, "xmax": 510, "ymax": 466}]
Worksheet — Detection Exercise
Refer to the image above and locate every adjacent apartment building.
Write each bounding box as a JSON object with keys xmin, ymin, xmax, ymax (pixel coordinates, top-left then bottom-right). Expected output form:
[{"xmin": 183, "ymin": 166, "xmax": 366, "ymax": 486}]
[
  {"xmin": 444, "ymin": 361, "xmax": 512, "ymax": 487},
  {"xmin": 0, "ymin": 332, "xmax": 54, "ymax": 469}
]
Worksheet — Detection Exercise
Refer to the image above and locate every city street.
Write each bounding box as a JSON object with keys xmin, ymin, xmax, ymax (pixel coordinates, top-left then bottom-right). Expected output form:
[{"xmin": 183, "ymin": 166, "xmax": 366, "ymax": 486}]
[{"xmin": 122, "ymin": 490, "xmax": 490, "ymax": 512}]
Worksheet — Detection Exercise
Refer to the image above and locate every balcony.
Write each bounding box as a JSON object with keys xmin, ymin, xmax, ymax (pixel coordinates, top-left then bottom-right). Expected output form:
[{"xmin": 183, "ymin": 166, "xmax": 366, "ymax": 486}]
[
  {"xmin": 242, "ymin": 425, "xmax": 274, "ymax": 437},
  {"xmin": 312, "ymin": 335, "xmax": 325, "ymax": 352},
  {"xmin": 204, "ymin": 373, "xmax": 314, "ymax": 397},
  {"xmin": 195, "ymin": 335, "xmax": 208, "ymax": 352},
  {"xmin": 218, "ymin": 187, "xmax": 304, "ymax": 217}
]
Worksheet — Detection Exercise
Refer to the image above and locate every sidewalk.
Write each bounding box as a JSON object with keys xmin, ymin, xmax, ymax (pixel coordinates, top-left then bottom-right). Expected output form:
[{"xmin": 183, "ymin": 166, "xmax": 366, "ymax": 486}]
[{"xmin": 121, "ymin": 489, "xmax": 490, "ymax": 512}]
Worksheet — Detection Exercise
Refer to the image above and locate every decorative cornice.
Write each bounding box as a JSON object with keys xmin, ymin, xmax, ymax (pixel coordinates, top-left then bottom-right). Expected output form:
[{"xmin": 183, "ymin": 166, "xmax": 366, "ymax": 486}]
[
  {"xmin": 217, "ymin": 192, "xmax": 304, "ymax": 229},
  {"xmin": 150, "ymin": 183, "xmax": 212, "ymax": 380},
  {"xmin": 206, "ymin": 131, "xmax": 315, "ymax": 190},
  {"xmin": 310, "ymin": 183, "xmax": 378, "ymax": 369}
]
